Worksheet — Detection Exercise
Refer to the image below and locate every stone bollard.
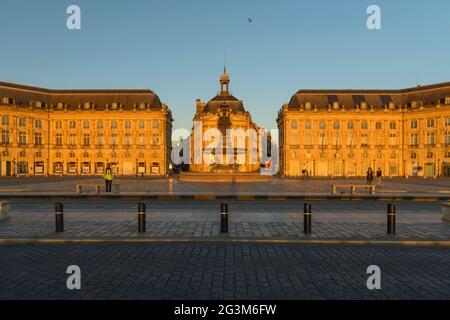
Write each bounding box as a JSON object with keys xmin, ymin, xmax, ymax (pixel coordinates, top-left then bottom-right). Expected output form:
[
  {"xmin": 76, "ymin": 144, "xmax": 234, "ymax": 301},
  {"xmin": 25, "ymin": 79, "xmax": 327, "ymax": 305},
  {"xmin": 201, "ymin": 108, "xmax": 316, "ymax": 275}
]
[
  {"xmin": 138, "ymin": 203, "xmax": 146, "ymax": 233},
  {"xmin": 387, "ymin": 203, "xmax": 396, "ymax": 235},
  {"xmin": 304, "ymin": 203, "xmax": 312, "ymax": 235},
  {"xmin": 221, "ymin": 203, "xmax": 229, "ymax": 233},
  {"xmin": 55, "ymin": 202, "xmax": 64, "ymax": 233}
]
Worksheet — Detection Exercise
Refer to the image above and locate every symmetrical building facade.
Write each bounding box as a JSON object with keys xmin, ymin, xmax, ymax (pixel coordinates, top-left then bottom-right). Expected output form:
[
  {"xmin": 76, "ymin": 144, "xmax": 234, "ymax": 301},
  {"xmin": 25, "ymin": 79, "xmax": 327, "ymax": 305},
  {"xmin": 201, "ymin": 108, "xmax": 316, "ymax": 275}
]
[
  {"xmin": 0, "ymin": 82, "xmax": 173, "ymax": 177},
  {"xmin": 277, "ymin": 82, "xmax": 450, "ymax": 178},
  {"xmin": 188, "ymin": 70, "xmax": 263, "ymax": 173}
]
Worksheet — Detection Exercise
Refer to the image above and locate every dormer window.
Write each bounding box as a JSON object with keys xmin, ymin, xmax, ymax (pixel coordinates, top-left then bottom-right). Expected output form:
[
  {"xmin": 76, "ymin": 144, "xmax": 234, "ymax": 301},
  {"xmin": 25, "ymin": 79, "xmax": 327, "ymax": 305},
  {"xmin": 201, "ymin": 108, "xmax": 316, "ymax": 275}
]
[
  {"xmin": 1, "ymin": 97, "xmax": 8, "ymax": 104},
  {"xmin": 139, "ymin": 103, "xmax": 147, "ymax": 110},
  {"xmin": 446, "ymin": 97, "xmax": 450, "ymax": 105},
  {"xmin": 389, "ymin": 102, "xmax": 395, "ymax": 109},
  {"xmin": 111, "ymin": 103, "xmax": 119, "ymax": 110},
  {"xmin": 35, "ymin": 101, "xmax": 42, "ymax": 108},
  {"xmin": 360, "ymin": 102, "xmax": 367, "ymax": 109},
  {"xmin": 83, "ymin": 102, "xmax": 92, "ymax": 109},
  {"xmin": 305, "ymin": 102, "xmax": 311, "ymax": 110},
  {"xmin": 332, "ymin": 102, "xmax": 339, "ymax": 109},
  {"xmin": 411, "ymin": 101, "xmax": 418, "ymax": 108},
  {"xmin": 57, "ymin": 102, "xmax": 64, "ymax": 110}
]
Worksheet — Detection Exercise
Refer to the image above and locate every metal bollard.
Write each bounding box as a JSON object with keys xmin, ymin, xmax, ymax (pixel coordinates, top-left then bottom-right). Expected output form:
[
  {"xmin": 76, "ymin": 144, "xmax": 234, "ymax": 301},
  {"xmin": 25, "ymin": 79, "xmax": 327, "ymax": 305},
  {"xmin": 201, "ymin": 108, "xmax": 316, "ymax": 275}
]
[
  {"xmin": 221, "ymin": 203, "xmax": 229, "ymax": 233},
  {"xmin": 55, "ymin": 202, "xmax": 64, "ymax": 233},
  {"xmin": 303, "ymin": 203, "xmax": 312, "ymax": 235},
  {"xmin": 138, "ymin": 203, "xmax": 146, "ymax": 233},
  {"xmin": 387, "ymin": 204, "xmax": 396, "ymax": 234}
]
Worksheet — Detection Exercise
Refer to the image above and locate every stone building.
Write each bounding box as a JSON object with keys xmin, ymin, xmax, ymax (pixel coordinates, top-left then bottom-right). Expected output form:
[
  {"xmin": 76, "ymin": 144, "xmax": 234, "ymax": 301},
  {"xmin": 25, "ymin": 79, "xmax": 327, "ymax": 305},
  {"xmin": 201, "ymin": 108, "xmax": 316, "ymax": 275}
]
[
  {"xmin": 277, "ymin": 82, "xmax": 450, "ymax": 178},
  {"xmin": 0, "ymin": 81, "xmax": 173, "ymax": 176},
  {"xmin": 188, "ymin": 70, "xmax": 263, "ymax": 173}
]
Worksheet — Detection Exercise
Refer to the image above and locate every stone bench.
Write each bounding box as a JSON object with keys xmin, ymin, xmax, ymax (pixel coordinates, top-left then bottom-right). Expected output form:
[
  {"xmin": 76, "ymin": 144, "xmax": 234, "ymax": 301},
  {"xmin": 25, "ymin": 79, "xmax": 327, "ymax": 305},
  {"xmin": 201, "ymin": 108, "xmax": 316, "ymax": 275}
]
[
  {"xmin": 0, "ymin": 202, "xmax": 10, "ymax": 221},
  {"xmin": 331, "ymin": 184, "xmax": 376, "ymax": 195},
  {"xmin": 76, "ymin": 184, "xmax": 102, "ymax": 194},
  {"xmin": 442, "ymin": 203, "xmax": 450, "ymax": 222}
]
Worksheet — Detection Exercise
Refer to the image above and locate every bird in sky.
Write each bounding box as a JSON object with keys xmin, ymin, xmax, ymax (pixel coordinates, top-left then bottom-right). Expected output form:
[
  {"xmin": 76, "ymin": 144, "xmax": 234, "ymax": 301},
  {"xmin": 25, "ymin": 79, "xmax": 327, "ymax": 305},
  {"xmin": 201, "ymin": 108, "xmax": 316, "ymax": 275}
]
[{"xmin": 248, "ymin": 18, "xmax": 253, "ymax": 23}]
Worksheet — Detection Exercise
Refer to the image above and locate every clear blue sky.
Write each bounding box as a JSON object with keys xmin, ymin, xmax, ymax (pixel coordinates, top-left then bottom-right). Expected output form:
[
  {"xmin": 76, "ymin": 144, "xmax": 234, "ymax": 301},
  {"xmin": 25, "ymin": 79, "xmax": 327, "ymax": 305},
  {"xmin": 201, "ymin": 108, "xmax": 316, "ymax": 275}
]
[{"xmin": 1, "ymin": 0, "xmax": 449, "ymax": 131}]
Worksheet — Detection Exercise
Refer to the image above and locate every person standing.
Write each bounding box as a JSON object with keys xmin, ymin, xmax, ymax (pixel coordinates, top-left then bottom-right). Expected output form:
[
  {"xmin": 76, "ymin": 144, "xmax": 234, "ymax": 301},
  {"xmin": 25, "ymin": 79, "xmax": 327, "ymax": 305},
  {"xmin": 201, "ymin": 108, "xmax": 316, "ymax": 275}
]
[
  {"xmin": 376, "ymin": 167, "xmax": 382, "ymax": 185},
  {"xmin": 366, "ymin": 167, "xmax": 374, "ymax": 185},
  {"xmin": 104, "ymin": 163, "xmax": 113, "ymax": 193}
]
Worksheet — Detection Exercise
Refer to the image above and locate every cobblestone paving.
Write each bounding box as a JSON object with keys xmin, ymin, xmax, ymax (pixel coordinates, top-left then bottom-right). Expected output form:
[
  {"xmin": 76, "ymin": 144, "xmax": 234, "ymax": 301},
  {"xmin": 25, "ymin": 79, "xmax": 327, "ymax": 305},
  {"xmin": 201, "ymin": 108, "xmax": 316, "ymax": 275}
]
[
  {"xmin": 0, "ymin": 243, "xmax": 449, "ymax": 300},
  {"xmin": 1, "ymin": 201, "xmax": 448, "ymax": 240}
]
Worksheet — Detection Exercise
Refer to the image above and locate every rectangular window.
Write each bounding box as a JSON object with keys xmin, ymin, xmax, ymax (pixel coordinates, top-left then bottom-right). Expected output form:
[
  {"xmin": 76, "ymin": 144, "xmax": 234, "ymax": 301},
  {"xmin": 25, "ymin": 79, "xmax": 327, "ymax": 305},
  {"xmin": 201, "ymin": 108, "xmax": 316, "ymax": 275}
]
[
  {"xmin": 445, "ymin": 117, "xmax": 450, "ymax": 126},
  {"xmin": 139, "ymin": 120, "xmax": 145, "ymax": 129},
  {"xmin": 445, "ymin": 97, "xmax": 450, "ymax": 105},
  {"xmin": 83, "ymin": 134, "xmax": 90, "ymax": 147},
  {"xmin": 55, "ymin": 121, "xmax": 62, "ymax": 129},
  {"xmin": 69, "ymin": 121, "xmax": 76, "ymax": 129},
  {"xmin": 389, "ymin": 121, "xmax": 396, "ymax": 130},
  {"xmin": 291, "ymin": 120, "xmax": 298, "ymax": 129},
  {"xmin": 55, "ymin": 133, "xmax": 63, "ymax": 147},
  {"xmin": 360, "ymin": 133, "xmax": 368, "ymax": 146},
  {"xmin": 304, "ymin": 133, "xmax": 312, "ymax": 146},
  {"xmin": 375, "ymin": 121, "xmax": 382, "ymax": 130},
  {"xmin": 125, "ymin": 120, "xmax": 132, "ymax": 129},
  {"xmin": 111, "ymin": 120, "xmax": 118, "ymax": 129},
  {"xmin": 410, "ymin": 133, "xmax": 418, "ymax": 147},
  {"xmin": 426, "ymin": 132, "xmax": 436, "ymax": 145},
  {"xmin": 97, "ymin": 120, "xmax": 104, "ymax": 129},
  {"xmin": 111, "ymin": 134, "xmax": 118, "ymax": 146},
  {"xmin": 18, "ymin": 117, "xmax": 26, "ymax": 127},
  {"xmin": 69, "ymin": 133, "xmax": 76, "ymax": 147},
  {"xmin": 152, "ymin": 120, "xmax": 160, "ymax": 129},
  {"xmin": 138, "ymin": 134, "xmax": 146, "ymax": 146},
  {"xmin": 96, "ymin": 134, "xmax": 104, "ymax": 146},
  {"xmin": 427, "ymin": 118, "xmax": 435, "ymax": 128},
  {"xmin": 305, "ymin": 120, "xmax": 312, "ymax": 130},
  {"xmin": 125, "ymin": 133, "xmax": 132, "ymax": 146},
  {"xmin": 333, "ymin": 121, "xmax": 340, "ymax": 130},
  {"xmin": 1, "ymin": 129, "xmax": 9, "ymax": 145},
  {"xmin": 411, "ymin": 120, "xmax": 418, "ymax": 129},
  {"xmin": 319, "ymin": 121, "xmax": 326, "ymax": 130},
  {"xmin": 1, "ymin": 116, "xmax": 9, "ymax": 126},
  {"xmin": 347, "ymin": 121, "xmax": 354, "ymax": 129},
  {"xmin": 445, "ymin": 132, "xmax": 450, "ymax": 146},
  {"xmin": 83, "ymin": 120, "xmax": 90, "ymax": 129},
  {"xmin": 34, "ymin": 119, "xmax": 42, "ymax": 129},
  {"xmin": 152, "ymin": 133, "xmax": 160, "ymax": 146},
  {"xmin": 361, "ymin": 121, "xmax": 368, "ymax": 130},
  {"xmin": 319, "ymin": 132, "xmax": 327, "ymax": 146},
  {"xmin": 346, "ymin": 133, "xmax": 354, "ymax": 147},
  {"xmin": 18, "ymin": 131, "xmax": 27, "ymax": 146},
  {"xmin": 35, "ymin": 133, "xmax": 42, "ymax": 146}
]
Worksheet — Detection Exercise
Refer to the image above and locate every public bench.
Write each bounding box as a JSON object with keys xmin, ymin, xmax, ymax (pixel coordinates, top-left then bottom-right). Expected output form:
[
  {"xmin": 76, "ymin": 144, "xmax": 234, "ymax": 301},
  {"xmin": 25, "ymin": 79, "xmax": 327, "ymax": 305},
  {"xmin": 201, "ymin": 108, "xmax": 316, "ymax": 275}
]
[
  {"xmin": 331, "ymin": 184, "xmax": 376, "ymax": 195},
  {"xmin": 76, "ymin": 184, "xmax": 102, "ymax": 194},
  {"xmin": 0, "ymin": 202, "xmax": 10, "ymax": 221},
  {"xmin": 442, "ymin": 203, "xmax": 450, "ymax": 222}
]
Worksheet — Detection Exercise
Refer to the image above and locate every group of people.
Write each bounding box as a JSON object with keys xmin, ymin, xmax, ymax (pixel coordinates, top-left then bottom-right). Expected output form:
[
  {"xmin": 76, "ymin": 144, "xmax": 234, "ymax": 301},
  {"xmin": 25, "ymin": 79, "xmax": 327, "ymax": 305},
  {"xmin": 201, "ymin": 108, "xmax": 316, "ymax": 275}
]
[{"xmin": 366, "ymin": 167, "xmax": 383, "ymax": 185}]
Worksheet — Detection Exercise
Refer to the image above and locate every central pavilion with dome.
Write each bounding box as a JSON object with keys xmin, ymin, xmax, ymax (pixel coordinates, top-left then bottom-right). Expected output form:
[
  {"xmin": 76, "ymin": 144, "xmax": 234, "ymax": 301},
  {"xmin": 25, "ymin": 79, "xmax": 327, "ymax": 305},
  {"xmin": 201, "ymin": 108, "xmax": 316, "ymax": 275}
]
[{"xmin": 181, "ymin": 70, "xmax": 270, "ymax": 181}]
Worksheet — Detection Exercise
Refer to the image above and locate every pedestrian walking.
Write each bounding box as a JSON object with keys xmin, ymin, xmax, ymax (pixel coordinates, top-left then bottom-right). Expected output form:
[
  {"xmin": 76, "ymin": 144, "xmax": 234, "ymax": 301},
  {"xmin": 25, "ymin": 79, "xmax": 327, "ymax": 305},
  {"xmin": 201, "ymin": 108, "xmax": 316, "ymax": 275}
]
[
  {"xmin": 376, "ymin": 167, "xmax": 382, "ymax": 185},
  {"xmin": 104, "ymin": 163, "xmax": 113, "ymax": 193}
]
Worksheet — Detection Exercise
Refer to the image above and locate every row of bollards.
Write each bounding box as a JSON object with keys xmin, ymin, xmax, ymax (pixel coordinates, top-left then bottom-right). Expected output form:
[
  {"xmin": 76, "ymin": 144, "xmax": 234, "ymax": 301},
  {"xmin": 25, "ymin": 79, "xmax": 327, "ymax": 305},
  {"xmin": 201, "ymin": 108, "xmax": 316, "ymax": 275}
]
[{"xmin": 53, "ymin": 202, "xmax": 397, "ymax": 235}]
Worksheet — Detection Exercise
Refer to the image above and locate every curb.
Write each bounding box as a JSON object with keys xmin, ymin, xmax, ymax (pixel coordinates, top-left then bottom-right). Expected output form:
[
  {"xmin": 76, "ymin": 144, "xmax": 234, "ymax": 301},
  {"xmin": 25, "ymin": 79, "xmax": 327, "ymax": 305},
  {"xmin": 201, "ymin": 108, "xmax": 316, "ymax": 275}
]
[
  {"xmin": 0, "ymin": 194, "xmax": 449, "ymax": 201},
  {"xmin": 1, "ymin": 238, "xmax": 450, "ymax": 247}
]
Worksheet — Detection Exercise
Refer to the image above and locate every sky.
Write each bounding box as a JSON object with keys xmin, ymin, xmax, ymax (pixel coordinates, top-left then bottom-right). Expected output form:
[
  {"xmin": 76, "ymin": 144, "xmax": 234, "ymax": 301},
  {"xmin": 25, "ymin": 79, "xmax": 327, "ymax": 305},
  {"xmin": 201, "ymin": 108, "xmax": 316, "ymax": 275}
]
[{"xmin": 1, "ymin": 0, "xmax": 449, "ymax": 133}]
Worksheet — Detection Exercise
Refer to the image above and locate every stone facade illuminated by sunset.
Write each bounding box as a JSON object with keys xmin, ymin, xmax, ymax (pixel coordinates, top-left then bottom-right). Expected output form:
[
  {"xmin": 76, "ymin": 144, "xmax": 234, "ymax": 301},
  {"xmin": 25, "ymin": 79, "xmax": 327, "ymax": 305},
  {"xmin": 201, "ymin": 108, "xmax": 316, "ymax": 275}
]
[
  {"xmin": 277, "ymin": 83, "xmax": 450, "ymax": 177},
  {"xmin": 0, "ymin": 82, "xmax": 173, "ymax": 176},
  {"xmin": 188, "ymin": 71, "xmax": 263, "ymax": 173}
]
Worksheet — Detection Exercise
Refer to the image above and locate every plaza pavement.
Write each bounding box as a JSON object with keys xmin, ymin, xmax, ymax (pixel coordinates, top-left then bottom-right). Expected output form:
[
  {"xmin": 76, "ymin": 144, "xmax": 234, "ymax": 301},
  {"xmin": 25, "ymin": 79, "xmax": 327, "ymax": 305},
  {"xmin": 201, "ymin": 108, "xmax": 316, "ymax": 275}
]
[
  {"xmin": 0, "ymin": 200, "xmax": 449, "ymax": 242},
  {"xmin": 1, "ymin": 243, "xmax": 449, "ymax": 300},
  {"xmin": 0, "ymin": 176, "xmax": 448, "ymax": 197}
]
